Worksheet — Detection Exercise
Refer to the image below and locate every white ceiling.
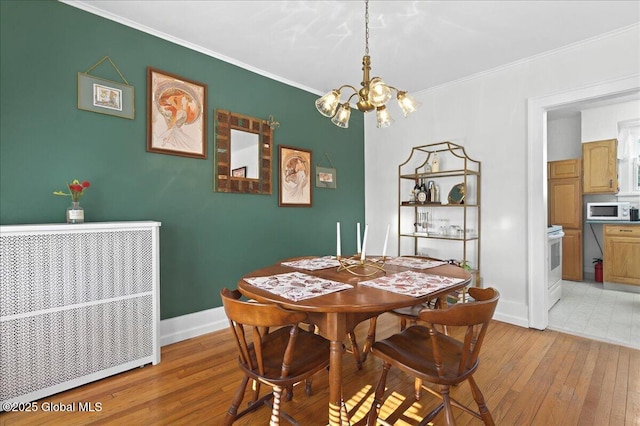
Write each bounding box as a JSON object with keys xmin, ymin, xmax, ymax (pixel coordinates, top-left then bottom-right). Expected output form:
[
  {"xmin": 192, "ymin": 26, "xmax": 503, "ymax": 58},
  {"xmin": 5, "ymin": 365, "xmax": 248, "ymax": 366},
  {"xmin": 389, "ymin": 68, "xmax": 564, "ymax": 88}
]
[{"xmin": 66, "ymin": 0, "xmax": 640, "ymax": 97}]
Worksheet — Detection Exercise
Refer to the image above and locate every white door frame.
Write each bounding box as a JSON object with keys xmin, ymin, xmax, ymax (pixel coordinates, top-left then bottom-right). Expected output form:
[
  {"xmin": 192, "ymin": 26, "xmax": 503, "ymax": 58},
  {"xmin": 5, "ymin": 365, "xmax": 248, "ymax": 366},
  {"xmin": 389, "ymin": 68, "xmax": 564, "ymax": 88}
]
[{"xmin": 527, "ymin": 74, "xmax": 640, "ymax": 330}]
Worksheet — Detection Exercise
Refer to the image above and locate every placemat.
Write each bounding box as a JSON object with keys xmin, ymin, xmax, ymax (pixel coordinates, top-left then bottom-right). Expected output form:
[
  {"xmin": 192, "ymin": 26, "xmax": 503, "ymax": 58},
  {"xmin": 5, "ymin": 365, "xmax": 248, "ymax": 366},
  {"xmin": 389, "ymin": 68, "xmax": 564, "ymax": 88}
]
[
  {"xmin": 281, "ymin": 256, "xmax": 341, "ymax": 270},
  {"xmin": 360, "ymin": 270, "xmax": 465, "ymax": 297},
  {"xmin": 384, "ymin": 257, "xmax": 447, "ymax": 269},
  {"xmin": 244, "ymin": 271, "xmax": 352, "ymax": 301}
]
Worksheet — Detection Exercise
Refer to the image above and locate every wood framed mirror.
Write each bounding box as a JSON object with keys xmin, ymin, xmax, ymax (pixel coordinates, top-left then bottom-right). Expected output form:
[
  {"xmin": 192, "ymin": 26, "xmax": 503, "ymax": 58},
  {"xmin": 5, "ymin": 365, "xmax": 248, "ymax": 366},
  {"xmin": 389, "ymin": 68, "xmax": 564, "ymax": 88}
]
[{"xmin": 215, "ymin": 109, "xmax": 273, "ymax": 194}]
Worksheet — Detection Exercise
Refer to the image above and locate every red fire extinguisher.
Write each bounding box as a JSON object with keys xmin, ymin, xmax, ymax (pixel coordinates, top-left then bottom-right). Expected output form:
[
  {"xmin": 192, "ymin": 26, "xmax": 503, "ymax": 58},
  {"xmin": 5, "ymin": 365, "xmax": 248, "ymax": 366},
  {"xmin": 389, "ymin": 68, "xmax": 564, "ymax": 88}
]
[{"xmin": 593, "ymin": 258, "xmax": 603, "ymax": 283}]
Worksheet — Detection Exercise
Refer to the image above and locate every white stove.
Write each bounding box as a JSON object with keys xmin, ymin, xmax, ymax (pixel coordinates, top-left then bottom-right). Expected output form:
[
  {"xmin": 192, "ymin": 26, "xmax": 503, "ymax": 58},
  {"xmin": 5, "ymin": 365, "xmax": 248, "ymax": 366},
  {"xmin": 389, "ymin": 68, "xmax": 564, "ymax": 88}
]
[
  {"xmin": 547, "ymin": 225, "xmax": 564, "ymax": 310},
  {"xmin": 548, "ymin": 224, "xmax": 563, "ymax": 235}
]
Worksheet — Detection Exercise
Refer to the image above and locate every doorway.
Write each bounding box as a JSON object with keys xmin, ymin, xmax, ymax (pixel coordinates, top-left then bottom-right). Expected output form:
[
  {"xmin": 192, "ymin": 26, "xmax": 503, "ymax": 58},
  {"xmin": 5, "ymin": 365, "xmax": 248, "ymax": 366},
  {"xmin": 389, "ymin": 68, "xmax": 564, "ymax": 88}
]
[
  {"xmin": 526, "ymin": 74, "xmax": 640, "ymax": 330},
  {"xmin": 544, "ymin": 96, "xmax": 640, "ymax": 350}
]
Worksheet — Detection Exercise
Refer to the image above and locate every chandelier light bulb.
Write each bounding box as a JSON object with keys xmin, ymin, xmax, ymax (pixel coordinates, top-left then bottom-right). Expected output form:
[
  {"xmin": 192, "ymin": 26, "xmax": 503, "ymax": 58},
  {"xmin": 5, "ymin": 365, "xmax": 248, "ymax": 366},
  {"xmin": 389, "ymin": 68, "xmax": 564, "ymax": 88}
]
[
  {"xmin": 397, "ymin": 91, "xmax": 422, "ymax": 117},
  {"xmin": 315, "ymin": 90, "xmax": 341, "ymax": 117},
  {"xmin": 331, "ymin": 103, "xmax": 352, "ymax": 128},
  {"xmin": 368, "ymin": 78, "xmax": 392, "ymax": 107},
  {"xmin": 376, "ymin": 106, "xmax": 394, "ymax": 128}
]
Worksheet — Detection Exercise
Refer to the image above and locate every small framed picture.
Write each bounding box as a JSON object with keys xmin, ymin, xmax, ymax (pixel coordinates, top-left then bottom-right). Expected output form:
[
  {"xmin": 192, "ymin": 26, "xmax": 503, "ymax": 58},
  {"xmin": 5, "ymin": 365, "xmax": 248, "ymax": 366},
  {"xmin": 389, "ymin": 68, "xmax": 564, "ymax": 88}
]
[
  {"xmin": 232, "ymin": 166, "xmax": 247, "ymax": 178},
  {"xmin": 279, "ymin": 146, "xmax": 312, "ymax": 207},
  {"xmin": 77, "ymin": 73, "xmax": 134, "ymax": 119},
  {"xmin": 316, "ymin": 166, "xmax": 337, "ymax": 189},
  {"xmin": 147, "ymin": 67, "xmax": 207, "ymax": 159}
]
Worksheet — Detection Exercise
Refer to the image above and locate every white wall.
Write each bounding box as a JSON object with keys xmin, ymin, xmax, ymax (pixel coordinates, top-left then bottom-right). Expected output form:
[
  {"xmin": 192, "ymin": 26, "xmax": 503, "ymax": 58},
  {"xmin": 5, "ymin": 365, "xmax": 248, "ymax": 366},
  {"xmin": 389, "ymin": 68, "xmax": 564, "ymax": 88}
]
[
  {"xmin": 582, "ymin": 101, "xmax": 640, "ymax": 142},
  {"xmin": 547, "ymin": 115, "xmax": 582, "ymax": 161},
  {"xmin": 364, "ymin": 25, "xmax": 640, "ymax": 328}
]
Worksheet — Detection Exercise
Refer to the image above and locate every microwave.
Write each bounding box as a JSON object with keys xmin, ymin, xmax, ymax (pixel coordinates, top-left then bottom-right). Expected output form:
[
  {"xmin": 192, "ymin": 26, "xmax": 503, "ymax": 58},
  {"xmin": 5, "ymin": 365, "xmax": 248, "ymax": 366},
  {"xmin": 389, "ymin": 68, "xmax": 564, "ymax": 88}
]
[{"xmin": 587, "ymin": 202, "xmax": 631, "ymax": 221}]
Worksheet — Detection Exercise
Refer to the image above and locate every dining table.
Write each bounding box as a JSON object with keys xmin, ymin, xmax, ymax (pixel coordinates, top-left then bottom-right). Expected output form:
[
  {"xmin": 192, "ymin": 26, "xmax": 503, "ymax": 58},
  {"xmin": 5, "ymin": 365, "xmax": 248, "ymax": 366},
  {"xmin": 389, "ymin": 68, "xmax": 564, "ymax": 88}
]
[{"xmin": 237, "ymin": 255, "xmax": 472, "ymax": 426}]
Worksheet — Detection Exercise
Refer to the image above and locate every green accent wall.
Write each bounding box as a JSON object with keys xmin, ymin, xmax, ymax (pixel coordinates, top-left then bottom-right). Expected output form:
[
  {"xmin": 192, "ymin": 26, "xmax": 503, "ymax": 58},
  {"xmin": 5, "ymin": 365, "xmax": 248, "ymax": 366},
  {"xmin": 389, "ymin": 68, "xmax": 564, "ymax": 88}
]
[{"xmin": 0, "ymin": 0, "xmax": 365, "ymax": 319}]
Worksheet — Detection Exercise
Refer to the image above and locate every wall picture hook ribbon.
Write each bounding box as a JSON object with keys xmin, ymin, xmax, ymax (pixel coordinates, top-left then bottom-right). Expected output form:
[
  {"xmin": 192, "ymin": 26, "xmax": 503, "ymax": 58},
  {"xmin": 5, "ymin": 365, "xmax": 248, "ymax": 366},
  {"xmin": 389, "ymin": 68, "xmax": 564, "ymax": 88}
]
[{"xmin": 266, "ymin": 115, "xmax": 280, "ymax": 129}]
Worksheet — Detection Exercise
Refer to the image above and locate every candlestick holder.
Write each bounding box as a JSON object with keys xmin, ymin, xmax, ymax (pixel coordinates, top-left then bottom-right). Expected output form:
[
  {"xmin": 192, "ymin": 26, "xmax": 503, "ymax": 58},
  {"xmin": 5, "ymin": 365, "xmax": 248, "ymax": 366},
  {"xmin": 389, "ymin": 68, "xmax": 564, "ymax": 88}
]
[{"xmin": 337, "ymin": 254, "xmax": 387, "ymax": 277}]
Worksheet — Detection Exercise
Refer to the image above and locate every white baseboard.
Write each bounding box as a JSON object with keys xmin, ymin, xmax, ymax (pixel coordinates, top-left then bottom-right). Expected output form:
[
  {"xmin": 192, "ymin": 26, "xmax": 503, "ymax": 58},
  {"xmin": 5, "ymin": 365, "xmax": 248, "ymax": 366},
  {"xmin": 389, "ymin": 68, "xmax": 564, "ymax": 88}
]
[
  {"xmin": 493, "ymin": 301, "xmax": 529, "ymax": 329},
  {"xmin": 160, "ymin": 303, "xmax": 533, "ymax": 347},
  {"xmin": 493, "ymin": 311, "xmax": 529, "ymax": 328},
  {"xmin": 160, "ymin": 306, "xmax": 228, "ymax": 347}
]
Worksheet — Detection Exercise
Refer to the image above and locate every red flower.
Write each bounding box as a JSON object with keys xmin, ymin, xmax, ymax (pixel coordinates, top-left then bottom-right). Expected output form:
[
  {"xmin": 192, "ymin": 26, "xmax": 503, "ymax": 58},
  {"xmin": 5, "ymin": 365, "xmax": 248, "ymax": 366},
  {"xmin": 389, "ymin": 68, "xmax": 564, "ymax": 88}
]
[{"xmin": 53, "ymin": 179, "xmax": 91, "ymax": 202}]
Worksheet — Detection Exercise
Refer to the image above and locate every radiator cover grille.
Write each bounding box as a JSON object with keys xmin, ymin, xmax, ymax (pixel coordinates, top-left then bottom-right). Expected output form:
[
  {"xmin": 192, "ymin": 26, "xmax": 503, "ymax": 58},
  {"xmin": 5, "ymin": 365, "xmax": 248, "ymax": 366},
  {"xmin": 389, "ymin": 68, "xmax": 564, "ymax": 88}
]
[
  {"xmin": 0, "ymin": 296, "xmax": 153, "ymax": 400},
  {"xmin": 1, "ymin": 230, "xmax": 153, "ymax": 317},
  {"xmin": 0, "ymin": 223, "xmax": 160, "ymax": 405}
]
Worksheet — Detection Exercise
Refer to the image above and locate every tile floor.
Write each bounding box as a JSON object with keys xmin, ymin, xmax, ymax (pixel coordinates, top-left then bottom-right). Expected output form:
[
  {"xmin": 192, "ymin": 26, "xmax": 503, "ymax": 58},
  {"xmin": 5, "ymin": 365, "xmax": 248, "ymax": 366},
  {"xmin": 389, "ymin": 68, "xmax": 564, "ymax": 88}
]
[{"xmin": 548, "ymin": 280, "xmax": 640, "ymax": 350}]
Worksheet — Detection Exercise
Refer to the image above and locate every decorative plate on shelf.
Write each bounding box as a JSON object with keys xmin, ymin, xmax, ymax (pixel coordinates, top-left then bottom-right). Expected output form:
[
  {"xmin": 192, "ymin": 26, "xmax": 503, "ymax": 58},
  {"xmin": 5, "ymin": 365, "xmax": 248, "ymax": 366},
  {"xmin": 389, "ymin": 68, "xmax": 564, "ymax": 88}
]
[{"xmin": 448, "ymin": 183, "xmax": 465, "ymax": 204}]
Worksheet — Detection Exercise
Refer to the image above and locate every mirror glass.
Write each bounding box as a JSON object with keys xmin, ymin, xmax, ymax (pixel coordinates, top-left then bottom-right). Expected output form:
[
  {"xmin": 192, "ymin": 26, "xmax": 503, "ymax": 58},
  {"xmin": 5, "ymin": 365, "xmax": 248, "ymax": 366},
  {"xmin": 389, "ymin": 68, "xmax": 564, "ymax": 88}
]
[
  {"xmin": 230, "ymin": 129, "xmax": 259, "ymax": 179},
  {"xmin": 215, "ymin": 109, "xmax": 273, "ymax": 194}
]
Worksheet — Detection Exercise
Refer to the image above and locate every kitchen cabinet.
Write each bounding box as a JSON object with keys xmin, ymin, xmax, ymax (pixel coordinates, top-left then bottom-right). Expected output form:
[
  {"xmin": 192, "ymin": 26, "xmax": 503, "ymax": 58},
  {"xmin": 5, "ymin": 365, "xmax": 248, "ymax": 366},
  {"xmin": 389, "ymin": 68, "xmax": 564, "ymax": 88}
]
[
  {"xmin": 603, "ymin": 224, "xmax": 640, "ymax": 285},
  {"xmin": 549, "ymin": 158, "xmax": 581, "ymax": 179},
  {"xmin": 583, "ymin": 139, "xmax": 618, "ymax": 194},
  {"xmin": 547, "ymin": 158, "xmax": 582, "ymax": 280},
  {"xmin": 562, "ymin": 229, "xmax": 583, "ymax": 281},
  {"xmin": 398, "ymin": 141, "xmax": 480, "ymax": 286},
  {"xmin": 549, "ymin": 177, "xmax": 581, "ymax": 229}
]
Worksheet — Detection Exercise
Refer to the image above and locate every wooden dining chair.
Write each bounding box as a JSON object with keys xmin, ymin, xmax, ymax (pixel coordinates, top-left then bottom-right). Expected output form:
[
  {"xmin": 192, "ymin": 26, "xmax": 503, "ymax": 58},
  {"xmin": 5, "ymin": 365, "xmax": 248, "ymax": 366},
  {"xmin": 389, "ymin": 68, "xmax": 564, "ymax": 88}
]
[
  {"xmin": 221, "ymin": 288, "xmax": 331, "ymax": 425},
  {"xmin": 348, "ymin": 257, "xmax": 450, "ymax": 368},
  {"xmin": 367, "ymin": 287, "xmax": 500, "ymax": 426}
]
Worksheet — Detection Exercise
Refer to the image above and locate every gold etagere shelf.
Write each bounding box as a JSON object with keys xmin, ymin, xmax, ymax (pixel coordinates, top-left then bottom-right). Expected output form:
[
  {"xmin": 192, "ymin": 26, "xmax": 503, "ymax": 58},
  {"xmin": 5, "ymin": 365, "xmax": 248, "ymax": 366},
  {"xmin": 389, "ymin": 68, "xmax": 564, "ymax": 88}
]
[{"xmin": 397, "ymin": 141, "xmax": 481, "ymax": 292}]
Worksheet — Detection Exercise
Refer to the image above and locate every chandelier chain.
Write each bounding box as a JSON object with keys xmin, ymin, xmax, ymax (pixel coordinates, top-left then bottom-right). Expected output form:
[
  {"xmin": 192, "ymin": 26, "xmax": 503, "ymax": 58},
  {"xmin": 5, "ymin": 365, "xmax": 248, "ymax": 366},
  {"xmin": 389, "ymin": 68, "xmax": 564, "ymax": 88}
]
[{"xmin": 364, "ymin": 0, "xmax": 369, "ymax": 56}]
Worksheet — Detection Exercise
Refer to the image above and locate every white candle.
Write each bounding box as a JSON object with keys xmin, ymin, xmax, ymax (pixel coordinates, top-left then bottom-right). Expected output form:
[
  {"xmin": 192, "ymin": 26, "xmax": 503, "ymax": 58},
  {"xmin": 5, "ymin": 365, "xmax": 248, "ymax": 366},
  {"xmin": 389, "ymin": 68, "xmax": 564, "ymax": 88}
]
[
  {"xmin": 357, "ymin": 222, "xmax": 361, "ymax": 253},
  {"xmin": 360, "ymin": 224, "xmax": 369, "ymax": 261},
  {"xmin": 336, "ymin": 222, "xmax": 341, "ymax": 257},
  {"xmin": 382, "ymin": 224, "xmax": 390, "ymax": 258}
]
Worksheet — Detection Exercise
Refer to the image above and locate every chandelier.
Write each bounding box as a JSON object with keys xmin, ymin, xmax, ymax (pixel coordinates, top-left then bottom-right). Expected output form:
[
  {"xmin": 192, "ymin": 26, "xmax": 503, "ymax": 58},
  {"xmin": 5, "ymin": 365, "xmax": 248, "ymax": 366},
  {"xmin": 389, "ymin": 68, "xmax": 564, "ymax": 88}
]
[{"xmin": 315, "ymin": 0, "xmax": 421, "ymax": 129}]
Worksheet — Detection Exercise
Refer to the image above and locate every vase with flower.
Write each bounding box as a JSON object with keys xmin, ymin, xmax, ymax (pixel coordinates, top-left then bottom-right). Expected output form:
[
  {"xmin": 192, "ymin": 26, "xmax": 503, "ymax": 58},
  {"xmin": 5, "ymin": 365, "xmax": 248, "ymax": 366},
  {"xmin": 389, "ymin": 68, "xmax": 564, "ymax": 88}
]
[{"xmin": 54, "ymin": 179, "xmax": 91, "ymax": 223}]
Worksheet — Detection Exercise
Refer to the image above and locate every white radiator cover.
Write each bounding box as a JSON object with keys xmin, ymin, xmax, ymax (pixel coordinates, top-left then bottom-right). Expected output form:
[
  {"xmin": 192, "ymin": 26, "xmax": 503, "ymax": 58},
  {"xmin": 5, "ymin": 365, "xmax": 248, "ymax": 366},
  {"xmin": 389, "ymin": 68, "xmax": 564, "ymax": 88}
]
[{"xmin": 0, "ymin": 221, "xmax": 161, "ymax": 406}]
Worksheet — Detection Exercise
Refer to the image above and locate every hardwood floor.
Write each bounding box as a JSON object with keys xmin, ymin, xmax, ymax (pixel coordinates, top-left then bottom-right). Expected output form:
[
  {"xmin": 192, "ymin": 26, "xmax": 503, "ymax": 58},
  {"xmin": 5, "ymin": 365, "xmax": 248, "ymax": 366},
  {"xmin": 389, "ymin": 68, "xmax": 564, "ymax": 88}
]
[{"xmin": 1, "ymin": 313, "xmax": 639, "ymax": 425}]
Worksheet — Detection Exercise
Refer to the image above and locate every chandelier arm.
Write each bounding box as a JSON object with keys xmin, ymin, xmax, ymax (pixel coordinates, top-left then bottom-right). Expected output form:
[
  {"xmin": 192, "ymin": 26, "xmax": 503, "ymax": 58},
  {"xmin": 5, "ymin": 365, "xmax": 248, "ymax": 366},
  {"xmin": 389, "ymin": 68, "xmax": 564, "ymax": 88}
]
[
  {"xmin": 346, "ymin": 92, "xmax": 360, "ymax": 103},
  {"xmin": 336, "ymin": 84, "xmax": 359, "ymax": 94}
]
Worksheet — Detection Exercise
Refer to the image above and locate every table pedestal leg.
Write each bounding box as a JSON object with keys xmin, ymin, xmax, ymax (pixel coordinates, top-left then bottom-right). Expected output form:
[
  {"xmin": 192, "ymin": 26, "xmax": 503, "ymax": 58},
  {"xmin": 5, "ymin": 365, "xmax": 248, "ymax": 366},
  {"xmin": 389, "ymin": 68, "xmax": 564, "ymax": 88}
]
[{"xmin": 328, "ymin": 339, "xmax": 349, "ymax": 426}]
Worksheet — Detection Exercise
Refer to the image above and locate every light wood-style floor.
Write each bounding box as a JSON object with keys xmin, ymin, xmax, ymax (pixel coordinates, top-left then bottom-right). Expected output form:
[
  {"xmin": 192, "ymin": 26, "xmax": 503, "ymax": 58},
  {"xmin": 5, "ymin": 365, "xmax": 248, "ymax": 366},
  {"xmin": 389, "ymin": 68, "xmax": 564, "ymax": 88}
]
[{"xmin": 1, "ymin": 313, "xmax": 639, "ymax": 425}]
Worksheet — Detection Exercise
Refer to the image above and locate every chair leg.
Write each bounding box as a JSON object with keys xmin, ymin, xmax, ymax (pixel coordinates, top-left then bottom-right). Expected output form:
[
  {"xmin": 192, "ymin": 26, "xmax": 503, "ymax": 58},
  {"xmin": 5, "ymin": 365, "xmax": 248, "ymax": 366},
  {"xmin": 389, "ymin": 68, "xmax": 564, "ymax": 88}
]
[
  {"xmin": 468, "ymin": 376, "xmax": 495, "ymax": 426},
  {"xmin": 360, "ymin": 317, "xmax": 377, "ymax": 363},
  {"xmin": 367, "ymin": 362, "xmax": 391, "ymax": 426},
  {"xmin": 285, "ymin": 385, "xmax": 293, "ymax": 401},
  {"xmin": 223, "ymin": 375, "xmax": 250, "ymax": 426},
  {"xmin": 284, "ymin": 377, "xmax": 313, "ymax": 400},
  {"xmin": 414, "ymin": 377, "xmax": 423, "ymax": 400},
  {"xmin": 269, "ymin": 386, "xmax": 282, "ymax": 426},
  {"xmin": 250, "ymin": 378, "xmax": 261, "ymax": 404},
  {"xmin": 420, "ymin": 403, "xmax": 445, "ymax": 426},
  {"xmin": 348, "ymin": 332, "xmax": 364, "ymax": 370},
  {"xmin": 400, "ymin": 317, "xmax": 407, "ymax": 331},
  {"xmin": 440, "ymin": 385, "xmax": 456, "ymax": 425}
]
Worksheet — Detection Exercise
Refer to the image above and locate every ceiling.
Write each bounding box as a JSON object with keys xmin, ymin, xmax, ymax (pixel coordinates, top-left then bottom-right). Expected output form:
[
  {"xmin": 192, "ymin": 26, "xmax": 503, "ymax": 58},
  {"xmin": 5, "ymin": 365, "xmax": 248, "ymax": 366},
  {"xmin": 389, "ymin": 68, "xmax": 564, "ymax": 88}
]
[{"xmin": 66, "ymin": 1, "xmax": 639, "ymax": 97}]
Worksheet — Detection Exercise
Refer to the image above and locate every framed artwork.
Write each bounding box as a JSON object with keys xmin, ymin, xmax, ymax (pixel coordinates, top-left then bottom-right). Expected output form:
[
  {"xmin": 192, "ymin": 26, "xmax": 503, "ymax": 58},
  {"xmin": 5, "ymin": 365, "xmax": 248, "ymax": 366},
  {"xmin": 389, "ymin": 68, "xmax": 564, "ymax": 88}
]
[
  {"xmin": 279, "ymin": 146, "xmax": 312, "ymax": 207},
  {"xmin": 147, "ymin": 67, "xmax": 207, "ymax": 159},
  {"xmin": 78, "ymin": 73, "xmax": 134, "ymax": 119},
  {"xmin": 316, "ymin": 166, "xmax": 337, "ymax": 189},
  {"xmin": 232, "ymin": 166, "xmax": 247, "ymax": 178}
]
